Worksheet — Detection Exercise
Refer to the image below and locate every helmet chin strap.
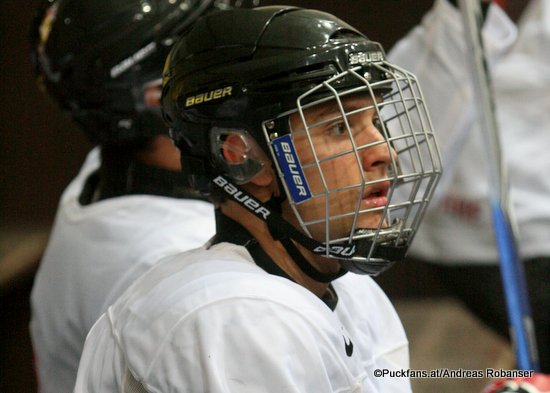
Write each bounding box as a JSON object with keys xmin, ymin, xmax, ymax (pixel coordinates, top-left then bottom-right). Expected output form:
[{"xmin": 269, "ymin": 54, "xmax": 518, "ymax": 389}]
[
  {"xmin": 212, "ymin": 174, "xmax": 407, "ymax": 276},
  {"xmin": 263, "ymin": 198, "xmax": 346, "ymax": 283}
]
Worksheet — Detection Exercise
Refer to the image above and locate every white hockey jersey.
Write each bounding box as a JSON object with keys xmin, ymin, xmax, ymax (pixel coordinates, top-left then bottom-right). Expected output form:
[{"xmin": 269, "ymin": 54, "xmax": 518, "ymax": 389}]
[
  {"xmin": 30, "ymin": 148, "xmax": 216, "ymax": 393},
  {"xmin": 75, "ymin": 243, "xmax": 411, "ymax": 393}
]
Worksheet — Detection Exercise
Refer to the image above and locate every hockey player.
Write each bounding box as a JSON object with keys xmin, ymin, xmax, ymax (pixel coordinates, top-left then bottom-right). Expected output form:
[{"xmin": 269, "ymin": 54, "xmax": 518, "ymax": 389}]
[
  {"xmin": 28, "ymin": 1, "xmax": 246, "ymax": 392},
  {"xmin": 74, "ymin": 6, "xmax": 441, "ymax": 392}
]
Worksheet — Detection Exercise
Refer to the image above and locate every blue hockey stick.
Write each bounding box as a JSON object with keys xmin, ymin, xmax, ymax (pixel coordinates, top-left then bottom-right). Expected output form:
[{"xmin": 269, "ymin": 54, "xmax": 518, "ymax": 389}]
[{"xmin": 457, "ymin": 0, "xmax": 539, "ymax": 371}]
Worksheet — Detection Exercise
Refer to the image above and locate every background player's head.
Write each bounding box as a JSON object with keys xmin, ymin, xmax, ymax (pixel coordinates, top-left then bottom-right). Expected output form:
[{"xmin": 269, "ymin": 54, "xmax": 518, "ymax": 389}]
[
  {"xmin": 31, "ymin": 0, "xmax": 255, "ymax": 147},
  {"xmin": 162, "ymin": 6, "xmax": 442, "ymax": 275}
]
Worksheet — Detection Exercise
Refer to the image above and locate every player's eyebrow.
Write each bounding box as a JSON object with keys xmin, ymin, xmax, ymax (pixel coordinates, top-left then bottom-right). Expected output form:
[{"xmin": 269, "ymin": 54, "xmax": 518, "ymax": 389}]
[
  {"xmin": 293, "ymin": 96, "xmax": 379, "ymax": 133},
  {"xmin": 304, "ymin": 100, "xmax": 358, "ymax": 121},
  {"xmin": 297, "ymin": 100, "xmax": 338, "ymax": 123}
]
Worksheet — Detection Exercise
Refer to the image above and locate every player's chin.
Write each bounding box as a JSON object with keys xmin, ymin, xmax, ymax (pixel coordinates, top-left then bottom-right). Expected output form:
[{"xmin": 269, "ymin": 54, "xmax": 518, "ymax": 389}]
[
  {"xmin": 303, "ymin": 209, "xmax": 387, "ymax": 242},
  {"xmin": 355, "ymin": 211, "xmax": 388, "ymax": 230},
  {"xmin": 323, "ymin": 215, "xmax": 385, "ymax": 241}
]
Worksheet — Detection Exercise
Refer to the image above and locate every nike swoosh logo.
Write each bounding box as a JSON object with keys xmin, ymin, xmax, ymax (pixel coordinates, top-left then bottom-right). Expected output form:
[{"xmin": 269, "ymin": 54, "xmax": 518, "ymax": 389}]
[{"xmin": 343, "ymin": 335, "xmax": 354, "ymax": 357}]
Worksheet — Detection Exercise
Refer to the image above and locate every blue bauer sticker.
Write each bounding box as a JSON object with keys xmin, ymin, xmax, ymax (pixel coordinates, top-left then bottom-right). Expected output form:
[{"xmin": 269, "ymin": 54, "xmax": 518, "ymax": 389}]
[{"xmin": 272, "ymin": 134, "xmax": 312, "ymax": 203}]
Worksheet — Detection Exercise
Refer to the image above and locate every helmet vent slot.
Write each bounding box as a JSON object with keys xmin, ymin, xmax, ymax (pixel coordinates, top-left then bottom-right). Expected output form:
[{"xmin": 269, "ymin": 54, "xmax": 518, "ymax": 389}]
[{"xmin": 329, "ymin": 29, "xmax": 363, "ymax": 41}]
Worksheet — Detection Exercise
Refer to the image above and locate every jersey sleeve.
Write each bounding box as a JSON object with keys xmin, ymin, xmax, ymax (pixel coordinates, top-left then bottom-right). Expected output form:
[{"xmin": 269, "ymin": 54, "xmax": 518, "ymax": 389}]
[{"xmin": 74, "ymin": 313, "xmax": 126, "ymax": 393}]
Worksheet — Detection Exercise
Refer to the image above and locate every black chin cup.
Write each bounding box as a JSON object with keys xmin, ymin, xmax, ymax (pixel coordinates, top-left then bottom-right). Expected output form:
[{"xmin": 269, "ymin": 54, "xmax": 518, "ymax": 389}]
[{"xmin": 338, "ymin": 258, "xmax": 396, "ymax": 276}]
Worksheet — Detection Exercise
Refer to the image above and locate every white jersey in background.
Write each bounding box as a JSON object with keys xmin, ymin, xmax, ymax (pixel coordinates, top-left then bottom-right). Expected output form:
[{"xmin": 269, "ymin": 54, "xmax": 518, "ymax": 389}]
[
  {"xmin": 75, "ymin": 243, "xmax": 411, "ymax": 393},
  {"xmin": 30, "ymin": 148, "xmax": 216, "ymax": 393},
  {"xmin": 388, "ymin": 0, "xmax": 550, "ymax": 264}
]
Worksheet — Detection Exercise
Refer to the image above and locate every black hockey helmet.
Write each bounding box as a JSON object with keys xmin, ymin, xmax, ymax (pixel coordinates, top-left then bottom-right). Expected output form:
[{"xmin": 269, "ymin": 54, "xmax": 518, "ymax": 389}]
[
  {"xmin": 31, "ymin": 0, "xmax": 252, "ymax": 145},
  {"xmin": 162, "ymin": 6, "xmax": 391, "ymax": 185},
  {"xmin": 162, "ymin": 6, "xmax": 442, "ymax": 275}
]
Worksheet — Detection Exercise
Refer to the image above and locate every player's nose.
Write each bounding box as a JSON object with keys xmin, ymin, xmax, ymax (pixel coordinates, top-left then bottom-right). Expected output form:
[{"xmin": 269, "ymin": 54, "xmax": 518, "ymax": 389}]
[{"xmin": 358, "ymin": 123, "xmax": 396, "ymax": 173}]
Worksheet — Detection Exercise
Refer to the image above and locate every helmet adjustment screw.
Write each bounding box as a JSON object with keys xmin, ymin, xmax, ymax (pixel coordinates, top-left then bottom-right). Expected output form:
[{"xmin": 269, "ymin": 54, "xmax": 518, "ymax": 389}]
[
  {"xmin": 269, "ymin": 132, "xmax": 279, "ymax": 141},
  {"xmin": 363, "ymin": 72, "xmax": 372, "ymax": 81},
  {"xmin": 384, "ymin": 72, "xmax": 392, "ymax": 79},
  {"xmin": 265, "ymin": 120, "xmax": 275, "ymax": 130}
]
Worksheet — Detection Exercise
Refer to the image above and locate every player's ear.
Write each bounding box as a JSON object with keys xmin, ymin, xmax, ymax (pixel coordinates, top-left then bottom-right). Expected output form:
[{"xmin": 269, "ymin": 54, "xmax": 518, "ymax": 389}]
[
  {"xmin": 221, "ymin": 133, "xmax": 273, "ymax": 187},
  {"xmin": 222, "ymin": 133, "xmax": 246, "ymax": 164}
]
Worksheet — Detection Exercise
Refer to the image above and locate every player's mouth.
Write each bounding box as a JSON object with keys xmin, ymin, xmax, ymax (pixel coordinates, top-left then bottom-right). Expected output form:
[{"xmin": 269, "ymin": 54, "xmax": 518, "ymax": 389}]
[{"xmin": 361, "ymin": 181, "xmax": 390, "ymax": 208}]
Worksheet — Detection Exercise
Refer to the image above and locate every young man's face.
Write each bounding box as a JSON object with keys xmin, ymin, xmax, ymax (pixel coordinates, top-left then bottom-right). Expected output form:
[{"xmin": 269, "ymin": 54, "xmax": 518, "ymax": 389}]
[{"xmin": 287, "ymin": 95, "xmax": 396, "ymax": 243}]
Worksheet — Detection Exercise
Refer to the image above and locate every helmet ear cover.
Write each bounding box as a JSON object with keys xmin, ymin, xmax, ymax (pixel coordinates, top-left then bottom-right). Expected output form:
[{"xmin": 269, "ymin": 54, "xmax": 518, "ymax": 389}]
[
  {"xmin": 173, "ymin": 121, "xmax": 274, "ymax": 198},
  {"xmin": 210, "ymin": 127, "xmax": 269, "ymax": 184}
]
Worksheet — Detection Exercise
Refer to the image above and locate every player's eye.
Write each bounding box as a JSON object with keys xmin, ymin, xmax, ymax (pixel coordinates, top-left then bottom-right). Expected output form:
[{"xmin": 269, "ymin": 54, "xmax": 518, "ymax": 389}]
[{"xmin": 329, "ymin": 122, "xmax": 347, "ymax": 136}]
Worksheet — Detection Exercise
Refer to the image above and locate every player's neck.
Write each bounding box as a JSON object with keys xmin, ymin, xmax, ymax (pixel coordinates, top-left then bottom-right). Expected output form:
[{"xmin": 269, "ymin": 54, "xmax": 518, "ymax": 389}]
[
  {"xmin": 135, "ymin": 135, "xmax": 181, "ymax": 171},
  {"xmin": 219, "ymin": 200, "xmax": 331, "ymax": 298}
]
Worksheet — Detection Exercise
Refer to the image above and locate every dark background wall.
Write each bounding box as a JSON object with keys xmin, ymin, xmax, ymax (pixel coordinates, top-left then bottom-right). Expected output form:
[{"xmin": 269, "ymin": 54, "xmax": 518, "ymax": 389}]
[
  {"xmin": 1, "ymin": 1, "xmax": 91, "ymax": 230},
  {"xmin": 0, "ymin": 1, "xmax": 433, "ymax": 392}
]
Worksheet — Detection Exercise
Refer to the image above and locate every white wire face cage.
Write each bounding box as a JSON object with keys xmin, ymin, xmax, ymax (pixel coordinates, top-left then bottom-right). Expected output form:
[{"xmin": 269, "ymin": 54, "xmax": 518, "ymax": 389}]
[{"xmin": 264, "ymin": 61, "xmax": 442, "ymax": 265}]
